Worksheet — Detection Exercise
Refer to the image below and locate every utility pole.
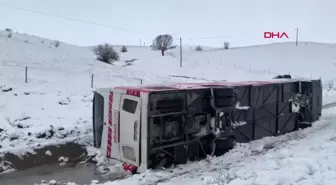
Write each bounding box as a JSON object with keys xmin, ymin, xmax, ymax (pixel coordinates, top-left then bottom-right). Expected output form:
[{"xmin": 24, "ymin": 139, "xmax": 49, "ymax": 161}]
[
  {"xmin": 295, "ymin": 28, "xmax": 299, "ymax": 46},
  {"xmin": 180, "ymin": 37, "xmax": 182, "ymax": 68}
]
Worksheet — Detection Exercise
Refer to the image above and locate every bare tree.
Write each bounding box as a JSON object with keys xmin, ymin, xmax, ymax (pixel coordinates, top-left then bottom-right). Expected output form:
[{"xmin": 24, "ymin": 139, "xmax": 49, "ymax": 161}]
[
  {"xmin": 151, "ymin": 34, "xmax": 173, "ymax": 56},
  {"xmin": 53, "ymin": 40, "xmax": 60, "ymax": 48},
  {"xmin": 224, "ymin": 41, "xmax": 230, "ymax": 49},
  {"xmin": 121, "ymin": 46, "xmax": 128, "ymax": 52},
  {"xmin": 5, "ymin": 28, "xmax": 12, "ymax": 38},
  {"xmin": 93, "ymin": 43, "xmax": 120, "ymax": 63},
  {"xmin": 195, "ymin": 45, "xmax": 203, "ymax": 51}
]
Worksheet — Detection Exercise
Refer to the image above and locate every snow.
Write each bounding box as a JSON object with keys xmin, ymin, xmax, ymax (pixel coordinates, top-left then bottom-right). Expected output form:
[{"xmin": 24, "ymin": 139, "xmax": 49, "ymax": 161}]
[
  {"xmin": 45, "ymin": 150, "xmax": 52, "ymax": 156},
  {"xmin": 75, "ymin": 107, "xmax": 336, "ymax": 185},
  {"xmin": 0, "ymin": 31, "xmax": 201, "ymax": 155},
  {"xmin": 231, "ymin": 121, "xmax": 247, "ymax": 128},
  {"xmin": 36, "ymin": 107, "xmax": 336, "ymax": 185},
  {"xmin": 2, "ymin": 30, "xmax": 336, "ymax": 184},
  {"xmin": 48, "ymin": 180, "xmax": 57, "ymax": 185},
  {"xmin": 235, "ymin": 102, "xmax": 249, "ymax": 110}
]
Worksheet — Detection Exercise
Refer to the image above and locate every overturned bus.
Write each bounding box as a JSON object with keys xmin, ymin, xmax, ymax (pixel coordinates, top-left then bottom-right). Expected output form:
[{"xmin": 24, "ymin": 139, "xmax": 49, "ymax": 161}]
[{"xmin": 92, "ymin": 79, "xmax": 322, "ymax": 173}]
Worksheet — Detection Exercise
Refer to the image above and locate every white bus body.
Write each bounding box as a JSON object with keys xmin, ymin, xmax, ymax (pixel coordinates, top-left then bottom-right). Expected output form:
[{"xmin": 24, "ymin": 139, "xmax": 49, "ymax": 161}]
[{"xmin": 93, "ymin": 80, "xmax": 322, "ymax": 173}]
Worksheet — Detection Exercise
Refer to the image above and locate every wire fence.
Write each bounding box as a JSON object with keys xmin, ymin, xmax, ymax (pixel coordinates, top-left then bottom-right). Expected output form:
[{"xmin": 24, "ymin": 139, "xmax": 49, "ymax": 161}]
[
  {"xmin": 0, "ymin": 64, "xmax": 141, "ymax": 87},
  {"xmin": 0, "ymin": 63, "xmax": 211, "ymax": 90},
  {"xmin": 0, "ymin": 58, "xmax": 329, "ymax": 91}
]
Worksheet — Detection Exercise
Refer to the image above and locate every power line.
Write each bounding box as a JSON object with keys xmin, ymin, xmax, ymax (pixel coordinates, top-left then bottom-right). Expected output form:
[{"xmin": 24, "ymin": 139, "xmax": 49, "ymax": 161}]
[
  {"xmin": 0, "ymin": 3, "xmax": 144, "ymax": 34},
  {"xmin": 0, "ymin": 3, "xmax": 248, "ymax": 44}
]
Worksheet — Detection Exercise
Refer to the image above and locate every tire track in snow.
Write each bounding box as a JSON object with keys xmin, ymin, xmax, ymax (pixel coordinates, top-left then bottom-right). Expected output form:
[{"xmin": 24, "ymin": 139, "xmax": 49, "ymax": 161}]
[{"xmin": 322, "ymin": 101, "xmax": 336, "ymax": 109}]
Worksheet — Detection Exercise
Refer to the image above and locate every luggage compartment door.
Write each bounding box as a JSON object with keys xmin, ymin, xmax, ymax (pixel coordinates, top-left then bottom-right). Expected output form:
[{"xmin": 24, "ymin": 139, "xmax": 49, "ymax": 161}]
[{"xmin": 119, "ymin": 94, "xmax": 141, "ymax": 166}]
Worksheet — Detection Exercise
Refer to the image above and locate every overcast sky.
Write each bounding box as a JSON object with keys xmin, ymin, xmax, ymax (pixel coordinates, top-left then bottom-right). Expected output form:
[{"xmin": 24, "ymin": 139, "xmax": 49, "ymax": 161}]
[{"xmin": 0, "ymin": 0, "xmax": 334, "ymax": 47}]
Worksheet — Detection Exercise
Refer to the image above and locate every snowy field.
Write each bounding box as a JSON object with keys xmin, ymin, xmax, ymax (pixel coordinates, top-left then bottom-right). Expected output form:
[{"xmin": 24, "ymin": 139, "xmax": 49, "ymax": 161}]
[
  {"xmin": 90, "ymin": 106, "xmax": 336, "ymax": 185},
  {"xmin": 1, "ymin": 30, "xmax": 336, "ymax": 184},
  {"xmin": 38, "ymin": 107, "xmax": 336, "ymax": 185},
  {"xmin": 0, "ymin": 31, "xmax": 202, "ymax": 156}
]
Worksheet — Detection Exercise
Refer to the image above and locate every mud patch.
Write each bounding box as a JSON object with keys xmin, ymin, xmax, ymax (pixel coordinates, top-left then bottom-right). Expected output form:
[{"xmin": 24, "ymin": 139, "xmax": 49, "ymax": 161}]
[
  {"xmin": 0, "ymin": 143, "xmax": 87, "ymax": 173},
  {"xmin": 0, "ymin": 163, "xmax": 107, "ymax": 185},
  {"xmin": 0, "ymin": 144, "xmax": 127, "ymax": 185}
]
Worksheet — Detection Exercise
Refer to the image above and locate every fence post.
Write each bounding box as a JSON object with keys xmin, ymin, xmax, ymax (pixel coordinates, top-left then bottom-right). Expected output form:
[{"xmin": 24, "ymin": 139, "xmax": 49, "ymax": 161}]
[
  {"xmin": 91, "ymin": 74, "xmax": 94, "ymax": 88},
  {"xmin": 25, "ymin": 67, "xmax": 28, "ymax": 83}
]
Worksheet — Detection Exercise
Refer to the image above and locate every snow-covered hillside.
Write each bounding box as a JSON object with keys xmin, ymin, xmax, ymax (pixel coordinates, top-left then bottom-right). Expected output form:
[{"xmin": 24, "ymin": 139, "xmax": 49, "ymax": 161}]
[
  {"xmin": 118, "ymin": 42, "xmax": 336, "ymax": 82},
  {"xmin": 0, "ymin": 31, "xmax": 202, "ymax": 156},
  {"xmin": 1, "ymin": 30, "xmax": 336, "ymax": 185}
]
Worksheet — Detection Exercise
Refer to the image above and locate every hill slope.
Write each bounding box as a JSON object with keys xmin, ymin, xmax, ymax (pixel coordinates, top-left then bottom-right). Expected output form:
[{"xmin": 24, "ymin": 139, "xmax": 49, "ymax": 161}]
[
  {"xmin": 120, "ymin": 42, "xmax": 336, "ymax": 83},
  {"xmin": 1, "ymin": 31, "xmax": 336, "ymax": 182},
  {"xmin": 0, "ymin": 31, "xmax": 207, "ymax": 158}
]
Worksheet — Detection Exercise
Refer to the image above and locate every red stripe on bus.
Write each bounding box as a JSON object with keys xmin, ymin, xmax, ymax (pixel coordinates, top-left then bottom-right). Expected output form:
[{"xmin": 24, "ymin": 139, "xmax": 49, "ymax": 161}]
[{"xmin": 106, "ymin": 92, "xmax": 113, "ymax": 158}]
